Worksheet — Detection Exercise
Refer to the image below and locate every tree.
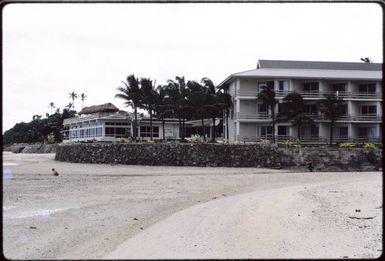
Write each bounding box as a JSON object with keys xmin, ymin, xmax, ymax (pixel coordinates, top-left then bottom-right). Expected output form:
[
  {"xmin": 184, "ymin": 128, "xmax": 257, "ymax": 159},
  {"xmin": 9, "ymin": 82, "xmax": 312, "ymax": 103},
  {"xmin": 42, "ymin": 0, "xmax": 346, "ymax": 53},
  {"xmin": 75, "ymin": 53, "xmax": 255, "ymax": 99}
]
[
  {"xmin": 216, "ymin": 90, "xmax": 233, "ymax": 141},
  {"xmin": 360, "ymin": 57, "xmax": 373, "ymax": 63},
  {"xmin": 319, "ymin": 93, "xmax": 346, "ymax": 145},
  {"xmin": 154, "ymin": 86, "xmax": 170, "ymax": 141},
  {"xmin": 66, "ymin": 102, "xmax": 73, "ymax": 110},
  {"xmin": 115, "ymin": 75, "xmax": 143, "ymax": 141},
  {"xmin": 165, "ymin": 76, "xmax": 191, "ymax": 141},
  {"xmin": 257, "ymin": 83, "xmax": 278, "ymax": 142},
  {"xmin": 80, "ymin": 93, "xmax": 87, "ymax": 109},
  {"xmin": 276, "ymin": 92, "xmax": 314, "ymax": 140},
  {"xmin": 68, "ymin": 91, "xmax": 78, "ymax": 110},
  {"xmin": 3, "ymin": 108, "xmax": 77, "ymax": 145},
  {"xmin": 49, "ymin": 102, "xmax": 55, "ymax": 114},
  {"xmin": 140, "ymin": 78, "xmax": 158, "ymax": 140}
]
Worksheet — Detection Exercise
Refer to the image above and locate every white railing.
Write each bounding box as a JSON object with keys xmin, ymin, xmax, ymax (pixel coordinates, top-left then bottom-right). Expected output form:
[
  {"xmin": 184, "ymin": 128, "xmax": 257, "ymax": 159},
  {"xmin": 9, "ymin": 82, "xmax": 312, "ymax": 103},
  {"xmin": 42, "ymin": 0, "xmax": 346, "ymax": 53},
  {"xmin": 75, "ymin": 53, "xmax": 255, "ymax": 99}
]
[
  {"xmin": 238, "ymin": 135, "xmax": 382, "ymax": 144},
  {"xmin": 237, "ymin": 90, "xmax": 382, "ymax": 99},
  {"xmin": 237, "ymin": 112, "xmax": 270, "ymax": 119}
]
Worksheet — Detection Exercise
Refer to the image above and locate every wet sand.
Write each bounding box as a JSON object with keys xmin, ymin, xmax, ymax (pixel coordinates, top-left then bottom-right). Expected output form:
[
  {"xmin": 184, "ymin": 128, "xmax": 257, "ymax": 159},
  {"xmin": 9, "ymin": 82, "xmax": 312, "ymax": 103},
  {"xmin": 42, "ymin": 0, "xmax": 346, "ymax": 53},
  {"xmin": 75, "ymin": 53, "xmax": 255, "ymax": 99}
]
[{"xmin": 2, "ymin": 152, "xmax": 382, "ymax": 259}]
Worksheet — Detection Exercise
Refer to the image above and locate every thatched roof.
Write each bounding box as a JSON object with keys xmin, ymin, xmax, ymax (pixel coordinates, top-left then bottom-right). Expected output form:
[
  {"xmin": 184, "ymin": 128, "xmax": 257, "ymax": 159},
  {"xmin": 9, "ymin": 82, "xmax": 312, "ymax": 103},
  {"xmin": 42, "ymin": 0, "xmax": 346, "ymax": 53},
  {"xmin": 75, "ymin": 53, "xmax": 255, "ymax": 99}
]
[{"xmin": 78, "ymin": 103, "xmax": 119, "ymax": 115}]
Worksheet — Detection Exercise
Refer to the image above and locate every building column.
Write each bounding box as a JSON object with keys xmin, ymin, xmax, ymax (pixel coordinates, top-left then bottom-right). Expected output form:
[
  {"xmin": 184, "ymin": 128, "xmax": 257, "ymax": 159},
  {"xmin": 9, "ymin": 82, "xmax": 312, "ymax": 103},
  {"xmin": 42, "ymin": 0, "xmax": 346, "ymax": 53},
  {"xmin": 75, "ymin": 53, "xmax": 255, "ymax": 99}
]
[{"xmin": 236, "ymin": 121, "xmax": 240, "ymax": 142}]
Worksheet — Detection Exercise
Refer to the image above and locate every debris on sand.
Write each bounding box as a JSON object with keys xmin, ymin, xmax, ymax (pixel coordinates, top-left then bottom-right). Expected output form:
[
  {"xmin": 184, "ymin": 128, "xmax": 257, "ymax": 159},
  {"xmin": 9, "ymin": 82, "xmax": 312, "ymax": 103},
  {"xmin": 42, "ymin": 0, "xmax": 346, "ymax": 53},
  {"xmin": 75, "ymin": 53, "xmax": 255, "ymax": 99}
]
[{"xmin": 348, "ymin": 216, "xmax": 375, "ymax": 220}]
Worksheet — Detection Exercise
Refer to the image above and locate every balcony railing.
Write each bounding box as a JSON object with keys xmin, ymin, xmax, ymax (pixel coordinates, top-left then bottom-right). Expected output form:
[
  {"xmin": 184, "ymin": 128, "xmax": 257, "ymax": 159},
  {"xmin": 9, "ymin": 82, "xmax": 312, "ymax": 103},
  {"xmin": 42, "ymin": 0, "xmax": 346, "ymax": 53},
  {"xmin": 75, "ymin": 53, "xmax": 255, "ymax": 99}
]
[
  {"xmin": 237, "ymin": 112, "xmax": 270, "ymax": 119},
  {"xmin": 351, "ymin": 114, "xmax": 382, "ymax": 121},
  {"xmin": 237, "ymin": 112, "xmax": 382, "ymax": 122},
  {"xmin": 239, "ymin": 135, "xmax": 382, "ymax": 144},
  {"xmin": 237, "ymin": 90, "xmax": 382, "ymax": 99}
]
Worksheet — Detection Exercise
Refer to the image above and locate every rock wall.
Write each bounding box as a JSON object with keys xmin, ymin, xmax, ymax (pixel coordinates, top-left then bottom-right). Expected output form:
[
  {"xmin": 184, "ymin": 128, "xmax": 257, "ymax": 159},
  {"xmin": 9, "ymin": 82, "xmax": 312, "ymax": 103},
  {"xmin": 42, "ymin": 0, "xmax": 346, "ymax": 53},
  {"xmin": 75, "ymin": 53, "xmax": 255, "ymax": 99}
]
[
  {"xmin": 279, "ymin": 148, "xmax": 382, "ymax": 172},
  {"xmin": 55, "ymin": 143, "xmax": 382, "ymax": 171},
  {"xmin": 55, "ymin": 143, "xmax": 284, "ymax": 168}
]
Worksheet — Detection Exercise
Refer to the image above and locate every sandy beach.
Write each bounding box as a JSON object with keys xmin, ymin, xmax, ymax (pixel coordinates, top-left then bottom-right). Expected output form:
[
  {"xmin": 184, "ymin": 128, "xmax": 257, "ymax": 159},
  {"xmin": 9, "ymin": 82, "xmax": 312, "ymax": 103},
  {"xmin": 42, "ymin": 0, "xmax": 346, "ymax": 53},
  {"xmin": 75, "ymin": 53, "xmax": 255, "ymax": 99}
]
[{"xmin": 2, "ymin": 152, "xmax": 382, "ymax": 259}]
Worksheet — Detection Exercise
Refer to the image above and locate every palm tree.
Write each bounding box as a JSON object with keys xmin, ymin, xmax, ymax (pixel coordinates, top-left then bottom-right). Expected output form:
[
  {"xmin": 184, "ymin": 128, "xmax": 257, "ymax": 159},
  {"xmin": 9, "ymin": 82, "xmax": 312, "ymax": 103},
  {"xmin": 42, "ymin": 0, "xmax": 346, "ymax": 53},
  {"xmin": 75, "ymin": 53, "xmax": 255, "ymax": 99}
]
[
  {"xmin": 186, "ymin": 80, "xmax": 210, "ymax": 140},
  {"xmin": 319, "ymin": 93, "xmax": 346, "ymax": 146},
  {"xmin": 49, "ymin": 102, "xmax": 55, "ymax": 114},
  {"xmin": 66, "ymin": 102, "xmax": 73, "ymax": 110},
  {"xmin": 154, "ymin": 86, "xmax": 170, "ymax": 141},
  {"xmin": 68, "ymin": 91, "xmax": 78, "ymax": 110},
  {"xmin": 360, "ymin": 57, "xmax": 373, "ymax": 63},
  {"xmin": 216, "ymin": 90, "xmax": 233, "ymax": 141},
  {"xmin": 276, "ymin": 92, "xmax": 314, "ymax": 140},
  {"xmin": 115, "ymin": 75, "xmax": 143, "ymax": 140},
  {"xmin": 140, "ymin": 78, "xmax": 158, "ymax": 140},
  {"xmin": 257, "ymin": 84, "xmax": 278, "ymax": 142},
  {"xmin": 80, "ymin": 93, "xmax": 87, "ymax": 109},
  {"xmin": 166, "ymin": 76, "xmax": 190, "ymax": 141},
  {"xmin": 199, "ymin": 77, "xmax": 230, "ymax": 143}
]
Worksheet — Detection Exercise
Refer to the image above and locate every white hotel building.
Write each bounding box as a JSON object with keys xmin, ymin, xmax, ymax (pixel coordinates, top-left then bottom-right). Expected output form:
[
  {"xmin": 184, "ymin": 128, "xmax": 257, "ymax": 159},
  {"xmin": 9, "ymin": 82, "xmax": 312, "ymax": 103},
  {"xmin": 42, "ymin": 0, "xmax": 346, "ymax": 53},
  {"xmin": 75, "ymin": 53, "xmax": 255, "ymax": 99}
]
[{"xmin": 219, "ymin": 60, "xmax": 382, "ymax": 144}]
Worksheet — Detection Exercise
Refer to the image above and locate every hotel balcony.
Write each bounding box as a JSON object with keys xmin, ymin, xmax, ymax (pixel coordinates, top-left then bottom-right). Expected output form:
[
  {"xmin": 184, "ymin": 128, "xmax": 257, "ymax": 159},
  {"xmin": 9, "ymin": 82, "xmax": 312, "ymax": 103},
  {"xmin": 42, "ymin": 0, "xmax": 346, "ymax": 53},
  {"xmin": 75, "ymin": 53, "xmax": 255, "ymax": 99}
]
[
  {"xmin": 239, "ymin": 135, "xmax": 382, "ymax": 144},
  {"xmin": 333, "ymin": 114, "xmax": 382, "ymax": 122},
  {"xmin": 237, "ymin": 112, "xmax": 270, "ymax": 120},
  {"xmin": 237, "ymin": 90, "xmax": 382, "ymax": 99}
]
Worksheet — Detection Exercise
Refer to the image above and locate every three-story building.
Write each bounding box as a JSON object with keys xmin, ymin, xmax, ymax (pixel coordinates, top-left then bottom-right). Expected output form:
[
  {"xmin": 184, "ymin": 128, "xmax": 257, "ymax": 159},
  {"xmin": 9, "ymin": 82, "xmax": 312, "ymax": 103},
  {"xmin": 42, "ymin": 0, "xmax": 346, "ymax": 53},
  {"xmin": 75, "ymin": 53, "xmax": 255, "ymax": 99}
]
[{"xmin": 218, "ymin": 60, "xmax": 382, "ymax": 144}]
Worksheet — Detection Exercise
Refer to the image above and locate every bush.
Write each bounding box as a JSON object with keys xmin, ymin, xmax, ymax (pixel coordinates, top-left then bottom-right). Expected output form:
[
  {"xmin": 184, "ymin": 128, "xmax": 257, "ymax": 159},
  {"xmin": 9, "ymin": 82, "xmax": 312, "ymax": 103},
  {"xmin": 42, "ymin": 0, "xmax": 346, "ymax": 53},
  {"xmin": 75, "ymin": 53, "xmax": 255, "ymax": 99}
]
[
  {"xmin": 339, "ymin": 143, "xmax": 355, "ymax": 149},
  {"xmin": 363, "ymin": 143, "xmax": 377, "ymax": 149},
  {"xmin": 260, "ymin": 139, "xmax": 271, "ymax": 145},
  {"xmin": 47, "ymin": 133, "xmax": 55, "ymax": 144},
  {"xmin": 282, "ymin": 139, "xmax": 291, "ymax": 148}
]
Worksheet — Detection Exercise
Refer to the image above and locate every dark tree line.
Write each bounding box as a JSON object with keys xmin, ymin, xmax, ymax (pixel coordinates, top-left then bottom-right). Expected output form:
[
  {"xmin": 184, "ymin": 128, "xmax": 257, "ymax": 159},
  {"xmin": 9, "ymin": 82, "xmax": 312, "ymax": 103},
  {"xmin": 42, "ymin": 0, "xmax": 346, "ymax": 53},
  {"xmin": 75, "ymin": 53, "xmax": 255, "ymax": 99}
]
[{"xmin": 3, "ymin": 108, "xmax": 76, "ymax": 145}]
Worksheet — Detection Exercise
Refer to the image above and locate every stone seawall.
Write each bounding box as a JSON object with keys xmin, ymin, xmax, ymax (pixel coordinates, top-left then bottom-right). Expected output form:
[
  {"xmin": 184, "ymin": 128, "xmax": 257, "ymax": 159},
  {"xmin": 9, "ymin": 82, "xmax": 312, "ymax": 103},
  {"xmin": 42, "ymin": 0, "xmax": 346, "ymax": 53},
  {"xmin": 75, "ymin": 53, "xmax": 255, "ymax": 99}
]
[
  {"xmin": 55, "ymin": 143, "xmax": 284, "ymax": 168},
  {"xmin": 55, "ymin": 143, "xmax": 382, "ymax": 171}
]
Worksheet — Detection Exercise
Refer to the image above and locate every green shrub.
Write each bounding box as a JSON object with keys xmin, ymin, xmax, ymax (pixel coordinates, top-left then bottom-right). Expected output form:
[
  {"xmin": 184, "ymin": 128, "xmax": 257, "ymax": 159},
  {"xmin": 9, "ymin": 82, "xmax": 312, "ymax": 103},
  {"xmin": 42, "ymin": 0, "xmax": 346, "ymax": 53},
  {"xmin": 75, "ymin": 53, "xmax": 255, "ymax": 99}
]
[
  {"xmin": 339, "ymin": 143, "xmax": 355, "ymax": 149},
  {"xmin": 259, "ymin": 139, "xmax": 271, "ymax": 145},
  {"xmin": 363, "ymin": 143, "xmax": 377, "ymax": 149},
  {"xmin": 47, "ymin": 133, "xmax": 55, "ymax": 144},
  {"xmin": 282, "ymin": 139, "xmax": 292, "ymax": 148}
]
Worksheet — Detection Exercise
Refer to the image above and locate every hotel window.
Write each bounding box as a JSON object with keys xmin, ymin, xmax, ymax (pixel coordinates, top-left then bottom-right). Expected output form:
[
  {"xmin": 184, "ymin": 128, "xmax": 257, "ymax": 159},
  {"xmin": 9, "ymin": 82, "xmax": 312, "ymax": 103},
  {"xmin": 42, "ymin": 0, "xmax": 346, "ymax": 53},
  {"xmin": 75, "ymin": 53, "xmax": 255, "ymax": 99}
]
[
  {"xmin": 359, "ymin": 127, "xmax": 376, "ymax": 138},
  {"xmin": 332, "ymin": 83, "xmax": 346, "ymax": 93},
  {"xmin": 359, "ymin": 83, "xmax": 376, "ymax": 93},
  {"xmin": 278, "ymin": 103, "xmax": 284, "ymax": 113},
  {"xmin": 360, "ymin": 106, "xmax": 376, "ymax": 115},
  {"xmin": 140, "ymin": 126, "xmax": 159, "ymax": 137},
  {"xmin": 278, "ymin": 81, "xmax": 289, "ymax": 91},
  {"xmin": 96, "ymin": 127, "xmax": 102, "ymax": 137},
  {"xmin": 115, "ymin": 128, "xmax": 125, "ymax": 138},
  {"xmin": 105, "ymin": 127, "xmax": 114, "ymax": 136},
  {"xmin": 278, "ymin": 126, "xmax": 289, "ymax": 136},
  {"xmin": 303, "ymin": 104, "xmax": 318, "ymax": 114},
  {"xmin": 260, "ymin": 126, "xmax": 273, "ymax": 137},
  {"xmin": 339, "ymin": 127, "xmax": 348, "ymax": 138},
  {"xmin": 258, "ymin": 81, "xmax": 274, "ymax": 91},
  {"xmin": 303, "ymin": 82, "xmax": 319, "ymax": 92},
  {"xmin": 310, "ymin": 125, "xmax": 319, "ymax": 137},
  {"xmin": 301, "ymin": 125, "xmax": 319, "ymax": 138},
  {"xmin": 340, "ymin": 104, "xmax": 348, "ymax": 115}
]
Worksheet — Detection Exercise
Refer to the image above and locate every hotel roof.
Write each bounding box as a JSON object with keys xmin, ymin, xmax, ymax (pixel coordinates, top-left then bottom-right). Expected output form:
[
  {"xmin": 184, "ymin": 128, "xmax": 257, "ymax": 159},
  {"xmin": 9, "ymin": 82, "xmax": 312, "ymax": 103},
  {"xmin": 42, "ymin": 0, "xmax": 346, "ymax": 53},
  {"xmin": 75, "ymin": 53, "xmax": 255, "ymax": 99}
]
[{"xmin": 218, "ymin": 59, "xmax": 383, "ymax": 87}]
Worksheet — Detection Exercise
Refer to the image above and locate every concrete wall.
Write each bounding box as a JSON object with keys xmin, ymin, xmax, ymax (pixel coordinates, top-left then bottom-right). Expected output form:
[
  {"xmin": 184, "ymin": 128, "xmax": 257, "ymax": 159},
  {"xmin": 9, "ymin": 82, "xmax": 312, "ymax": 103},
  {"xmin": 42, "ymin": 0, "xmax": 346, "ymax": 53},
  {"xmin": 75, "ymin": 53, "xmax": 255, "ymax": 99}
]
[
  {"xmin": 239, "ymin": 78, "xmax": 258, "ymax": 92},
  {"xmin": 239, "ymin": 123, "xmax": 257, "ymax": 138}
]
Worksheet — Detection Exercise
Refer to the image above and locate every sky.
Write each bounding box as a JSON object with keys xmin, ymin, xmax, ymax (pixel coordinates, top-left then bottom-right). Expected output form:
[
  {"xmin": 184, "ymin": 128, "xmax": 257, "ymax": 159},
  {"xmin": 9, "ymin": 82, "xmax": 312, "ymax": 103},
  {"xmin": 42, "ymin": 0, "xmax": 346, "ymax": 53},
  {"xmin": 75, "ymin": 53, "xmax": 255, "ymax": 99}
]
[{"xmin": 2, "ymin": 2, "xmax": 383, "ymax": 132}]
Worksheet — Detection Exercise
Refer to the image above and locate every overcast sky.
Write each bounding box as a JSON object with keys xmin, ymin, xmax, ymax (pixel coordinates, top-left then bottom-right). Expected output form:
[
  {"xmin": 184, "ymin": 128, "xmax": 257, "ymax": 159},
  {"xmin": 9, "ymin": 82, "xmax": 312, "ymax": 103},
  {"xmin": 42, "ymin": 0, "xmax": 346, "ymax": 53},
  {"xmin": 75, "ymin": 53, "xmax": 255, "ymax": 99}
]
[{"xmin": 3, "ymin": 2, "xmax": 383, "ymax": 132}]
